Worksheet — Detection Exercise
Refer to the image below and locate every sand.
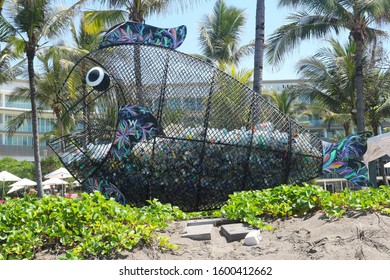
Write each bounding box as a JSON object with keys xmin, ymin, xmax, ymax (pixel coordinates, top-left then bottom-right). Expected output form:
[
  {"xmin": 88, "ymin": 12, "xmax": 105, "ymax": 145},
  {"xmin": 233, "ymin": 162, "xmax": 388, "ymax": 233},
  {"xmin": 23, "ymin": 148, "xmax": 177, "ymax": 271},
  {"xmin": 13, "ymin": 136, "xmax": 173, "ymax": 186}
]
[
  {"xmin": 34, "ymin": 211, "xmax": 390, "ymax": 260},
  {"xmin": 122, "ymin": 211, "xmax": 390, "ymax": 260}
]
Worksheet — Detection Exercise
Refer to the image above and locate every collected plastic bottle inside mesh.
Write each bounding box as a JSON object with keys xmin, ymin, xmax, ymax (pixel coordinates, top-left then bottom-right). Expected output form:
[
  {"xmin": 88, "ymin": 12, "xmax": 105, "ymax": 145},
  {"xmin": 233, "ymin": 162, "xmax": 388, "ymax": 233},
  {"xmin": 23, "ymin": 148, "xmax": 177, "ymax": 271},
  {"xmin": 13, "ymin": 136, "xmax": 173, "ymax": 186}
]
[{"xmin": 49, "ymin": 21, "xmax": 372, "ymax": 211}]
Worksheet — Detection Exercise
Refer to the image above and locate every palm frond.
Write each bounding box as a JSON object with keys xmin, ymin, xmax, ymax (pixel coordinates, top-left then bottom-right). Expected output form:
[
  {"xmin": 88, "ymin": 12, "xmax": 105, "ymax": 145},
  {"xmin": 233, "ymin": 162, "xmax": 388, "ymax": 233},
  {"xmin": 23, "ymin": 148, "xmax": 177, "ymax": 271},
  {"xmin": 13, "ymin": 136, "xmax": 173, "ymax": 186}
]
[
  {"xmin": 219, "ymin": 63, "xmax": 253, "ymax": 86},
  {"xmin": 266, "ymin": 11, "xmax": 340, "ymax": 67},
  {"xmin": 7, "ymin": 36, "xmax": 25, "ymax": 55},
  {"xmin": 197, "ymin": 0, "xmax": 249, "ymax": 65},
  {"xmin": 43, "ymin": 0, "xmax": 90, "ymax": 39},
  {"xmin": 6, "ymin": 111, "xmax": 32, "ymax": 136},
  {"xmin": 231, "ymin": 41, "xmax": 255, "ymax": 65},
  {"xmin": 198, "ymin": 23, "xmax": 215, "ymax": 58},
  {"xmin": 142, "ymin": 0, "xmax": 212, "ymax": 17},
  {"xmin": 0, "ymin": 43, "xmax": 25, "ymax": 82},
  {"xmin": 278, "ymin": 0, "xmax": 350, "ymax": 18},
  {"xmin": 0, "ymin": 14, "xmax": 17, "ymax": 42},
  {"xmin": 83, "ymin": 10, "xmax": 127, "ymax": 34}
]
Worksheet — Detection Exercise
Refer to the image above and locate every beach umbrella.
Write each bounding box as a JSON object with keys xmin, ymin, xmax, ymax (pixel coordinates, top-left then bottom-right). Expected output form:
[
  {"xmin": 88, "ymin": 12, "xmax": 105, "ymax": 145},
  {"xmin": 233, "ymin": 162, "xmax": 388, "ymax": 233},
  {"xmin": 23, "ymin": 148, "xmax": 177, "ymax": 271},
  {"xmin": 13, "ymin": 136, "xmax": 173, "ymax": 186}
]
[
  {"xmin": 45, "ymin": 168, "xmax": 73, "ymax": 195},
  {"xmin": 0, "ymin": 171, "xmax": 21, "ymax": 199},
  {"xmin": 7, "ymin": 178, "xmax": 36, "ymax": 194},
  {"xmin": 44, "ymin": 167, "xmax": 73, "ymax": 179},
  {"xmin": 42, "ymin": 177, "xmax": 70, "ymax": 195},
  {"xmin": 42, "ymin": 177, "xmax": 69, "ymax": 186}
]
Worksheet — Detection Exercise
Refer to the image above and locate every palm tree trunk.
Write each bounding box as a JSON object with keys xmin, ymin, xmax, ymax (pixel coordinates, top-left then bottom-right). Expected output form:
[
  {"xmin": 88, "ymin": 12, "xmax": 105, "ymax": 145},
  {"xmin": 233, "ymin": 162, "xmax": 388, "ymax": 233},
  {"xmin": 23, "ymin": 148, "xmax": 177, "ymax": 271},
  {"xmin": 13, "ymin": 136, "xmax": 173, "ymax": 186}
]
[
  {"xmin": 354, "ymin": 36, "xmax": 365, "ymax": 132},
  {"xmin": 54, "ymin": 109, "xmax": 65, "ymax": 152},
  {"xmin": 130, "ymin": 6, "xmax": 145, "ymax": 107},
  {"xmin": 26, "ymin": 41, "xmax": 44, "ymax": 198},
  {"xmin": 252, "ymin": 0, "xmax": 265, "ymax": 124},
  {"xmin": 0, "ymin": 0, "xmax": 4, "ymax": 15},
  {"xmin": 343, "ymin": 122, "xmax": 350, "ymax": 136},
  {"xmin": 134, "ymin": 45, "xmax": 145, "ymax": 106}
]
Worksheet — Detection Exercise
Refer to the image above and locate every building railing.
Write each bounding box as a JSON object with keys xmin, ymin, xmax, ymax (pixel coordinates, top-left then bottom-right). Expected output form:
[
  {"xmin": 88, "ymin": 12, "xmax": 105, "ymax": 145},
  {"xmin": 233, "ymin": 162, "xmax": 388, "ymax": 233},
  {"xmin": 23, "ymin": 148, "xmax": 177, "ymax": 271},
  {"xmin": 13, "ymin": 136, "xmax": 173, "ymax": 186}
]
[{"xmin": 0, "ymin": 144, "xmax": 55, "ymax": 161}]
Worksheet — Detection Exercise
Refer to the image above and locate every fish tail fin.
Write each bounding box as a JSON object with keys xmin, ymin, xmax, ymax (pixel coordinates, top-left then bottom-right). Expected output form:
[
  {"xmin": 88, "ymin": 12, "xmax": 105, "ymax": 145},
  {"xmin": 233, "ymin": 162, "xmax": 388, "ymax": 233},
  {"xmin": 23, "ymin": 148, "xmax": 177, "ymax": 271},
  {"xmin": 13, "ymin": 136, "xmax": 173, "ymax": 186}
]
[
  {"xmin": 322, "ymin": 131, "xmax": 372, "ymax": 188},
  {"xmin": 84, "ymin": 177, "xmax": 126, "ymax": 205}
]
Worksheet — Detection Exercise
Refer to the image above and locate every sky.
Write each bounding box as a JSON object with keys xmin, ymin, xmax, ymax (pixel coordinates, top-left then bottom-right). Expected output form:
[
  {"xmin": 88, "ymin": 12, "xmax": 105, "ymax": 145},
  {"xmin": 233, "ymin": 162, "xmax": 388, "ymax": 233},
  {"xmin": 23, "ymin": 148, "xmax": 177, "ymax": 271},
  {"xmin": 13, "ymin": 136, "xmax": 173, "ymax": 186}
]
[
  {"xmin": 141, "ymin": 0, "xmax": 340, "ymax": 81},
  {"xmin": 71, "ymin": 0, "xmax": 389, "ymax": 81},
  {"xmin": 146, "ymin": 0, "xmax": 299, "ymax": 80}
]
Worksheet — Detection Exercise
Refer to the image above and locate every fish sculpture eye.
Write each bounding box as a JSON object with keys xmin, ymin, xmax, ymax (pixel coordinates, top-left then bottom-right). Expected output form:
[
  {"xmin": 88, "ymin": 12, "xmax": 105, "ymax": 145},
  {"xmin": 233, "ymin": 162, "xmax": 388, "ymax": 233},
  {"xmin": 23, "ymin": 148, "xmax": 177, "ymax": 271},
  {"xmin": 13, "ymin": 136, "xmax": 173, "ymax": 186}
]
[{"xmin": 86, "ymin": 66, "xmax": 110, "ymax": 92}]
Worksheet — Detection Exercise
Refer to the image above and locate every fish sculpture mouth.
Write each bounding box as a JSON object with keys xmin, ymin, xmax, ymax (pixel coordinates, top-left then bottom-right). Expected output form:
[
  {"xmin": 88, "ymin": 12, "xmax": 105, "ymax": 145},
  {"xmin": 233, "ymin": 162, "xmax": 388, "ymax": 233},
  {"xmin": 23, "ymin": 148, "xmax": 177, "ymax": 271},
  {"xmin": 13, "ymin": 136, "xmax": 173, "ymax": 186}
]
[{"xmin": 49, "ymin": 22, "xmax": 371, "ymax": 211}]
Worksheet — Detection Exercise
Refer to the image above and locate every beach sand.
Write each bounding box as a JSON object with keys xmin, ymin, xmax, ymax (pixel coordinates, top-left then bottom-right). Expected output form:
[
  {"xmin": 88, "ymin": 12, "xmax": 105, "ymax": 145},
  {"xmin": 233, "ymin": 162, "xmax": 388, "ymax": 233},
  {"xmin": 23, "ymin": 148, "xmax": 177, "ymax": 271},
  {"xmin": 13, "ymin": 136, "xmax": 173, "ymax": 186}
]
[
  {"xmin": 34, "ymin": 211, "xmax": 390, "ymax": 260},
  {"xmin": 122, "ymin": 211, "xmax": 390, "ymax": 260}
]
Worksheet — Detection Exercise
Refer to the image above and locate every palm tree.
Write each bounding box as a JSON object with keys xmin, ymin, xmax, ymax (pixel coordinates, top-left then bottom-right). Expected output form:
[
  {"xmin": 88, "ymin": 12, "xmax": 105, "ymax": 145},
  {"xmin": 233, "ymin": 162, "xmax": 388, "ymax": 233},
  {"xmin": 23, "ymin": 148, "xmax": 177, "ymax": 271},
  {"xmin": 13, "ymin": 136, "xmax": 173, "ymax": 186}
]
[
  {"xmin": 197, "ymin": 0, "xmax": 254, "ymax": 65},
  {"xmin": 84, "ymin": 0, "xmax": 209, "ymax": 107},
  {"xmin": 266, "ymin": 0, "xmax": 390, "ymax": 133},
  {"xmin": 207, "ymin": 63, "xmax": 254, "ymax": 130},
  {"xmin": 263, "ymin": 88, "xmax": 306, "ymax": 120},
  {"xmin": 69, "ymin": 18, "xmax": 104, "ymax": 147},
  {"xmin": 253, "ymin": 0, "xmax": 265, "ymax": 94},
  {"xmin": 6, "ymin": 49, "xmax": 72, "ymax": 142},
  {"xmin": 365, "ymin": 71, "xmax": 390, "ymax": 135},
  {"xmin": 363, "ymin": 43, "xmax": 390, "ymax": 185},
  {"xmin": 0, "ymin": 43, "xmax": 23, "ymax": 84},
  {"xmin": 218, "ymin": 63, "xmax": 253, "ymax": 87},
  {"xmin": 84, "ymin": 0, "xmax": 208, "ymax": 29},
  {"xmin": 7, "ymin": 20, "xmax": 104, "ymax": 146},
  {"xmin": 0, "ymin": 0, "xmax": 88, "ymax": 197},
  {"xmin": 294, "ymin": 39, "xmax": 359, "ymax": 136},
  {"xmin": 365, "ymin": 69, "xmax": 390, "ymax": 185},
  {"xmin": 36, "ymin": 48, "xmax": 78, "ymax": 140}
]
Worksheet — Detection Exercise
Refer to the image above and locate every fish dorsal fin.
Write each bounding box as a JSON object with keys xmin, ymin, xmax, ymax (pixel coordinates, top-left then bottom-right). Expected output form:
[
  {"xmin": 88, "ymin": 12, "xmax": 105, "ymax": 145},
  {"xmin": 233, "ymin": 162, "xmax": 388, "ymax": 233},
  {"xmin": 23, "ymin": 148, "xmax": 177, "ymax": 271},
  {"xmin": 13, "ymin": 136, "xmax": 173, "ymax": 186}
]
[{"xmin": 99, "ymin": 21, "xmax": 187, "ymax": 50}]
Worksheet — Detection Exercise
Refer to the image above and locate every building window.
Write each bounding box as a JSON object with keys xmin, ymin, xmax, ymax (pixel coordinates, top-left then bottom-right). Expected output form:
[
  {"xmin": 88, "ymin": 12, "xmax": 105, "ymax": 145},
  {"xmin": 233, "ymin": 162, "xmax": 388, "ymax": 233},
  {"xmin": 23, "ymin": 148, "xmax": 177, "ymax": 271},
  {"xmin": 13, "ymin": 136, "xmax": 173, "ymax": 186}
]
[
  {"xmin": 5, "ymin": 135, "xmax": 45, "ymax": 146},
  {"xmin": 4, "ymin": 116, "xmax": 55, "ymax": 133},
  {"xmin": 5, "ymin": 95, "xmax": 31, "ymax": 109}
]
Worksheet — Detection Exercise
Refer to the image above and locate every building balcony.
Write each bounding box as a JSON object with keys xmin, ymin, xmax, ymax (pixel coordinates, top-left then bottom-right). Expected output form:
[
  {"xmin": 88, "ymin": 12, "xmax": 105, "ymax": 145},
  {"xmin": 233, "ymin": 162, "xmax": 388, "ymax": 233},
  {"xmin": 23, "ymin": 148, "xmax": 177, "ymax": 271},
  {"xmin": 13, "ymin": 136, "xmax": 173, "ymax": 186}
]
[{"xmin": 0, "ymin": 144, "xmax": 55, "ymax": 161}]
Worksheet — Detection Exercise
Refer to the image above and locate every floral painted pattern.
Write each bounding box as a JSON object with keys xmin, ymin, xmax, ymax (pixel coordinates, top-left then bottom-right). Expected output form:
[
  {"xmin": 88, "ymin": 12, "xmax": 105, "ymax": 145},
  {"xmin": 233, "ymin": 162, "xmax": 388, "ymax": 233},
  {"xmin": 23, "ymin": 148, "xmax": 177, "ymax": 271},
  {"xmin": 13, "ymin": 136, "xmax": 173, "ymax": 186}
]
[
  {"xmin": 84, "ymin": 177, "xmax": 126, "ymax": 205},
  {"xmin": 110, "ymin": 105, "xmax": 160, "ymax": 161},
  {"xmin": 322, "ymin": 131, "xmax": 373, "ymax": 187},
  {"xmin": 99, "ymin": 21, "xmax": 187, "ymax": 50}
]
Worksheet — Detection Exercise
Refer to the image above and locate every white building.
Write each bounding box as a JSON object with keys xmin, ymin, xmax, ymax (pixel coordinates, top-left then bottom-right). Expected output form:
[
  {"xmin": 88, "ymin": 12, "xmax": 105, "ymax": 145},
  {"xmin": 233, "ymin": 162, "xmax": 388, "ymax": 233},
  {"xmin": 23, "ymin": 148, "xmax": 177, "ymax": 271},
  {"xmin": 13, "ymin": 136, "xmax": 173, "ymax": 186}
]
[{"xmin": 0, "ymin": 79, "xmax": 55, "ymax": 161}]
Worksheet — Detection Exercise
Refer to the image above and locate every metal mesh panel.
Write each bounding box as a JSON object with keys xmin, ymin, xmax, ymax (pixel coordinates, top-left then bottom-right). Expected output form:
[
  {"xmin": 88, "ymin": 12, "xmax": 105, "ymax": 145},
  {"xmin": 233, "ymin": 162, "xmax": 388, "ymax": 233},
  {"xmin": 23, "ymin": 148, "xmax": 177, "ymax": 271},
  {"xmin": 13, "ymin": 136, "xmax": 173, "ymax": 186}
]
[{"xmin": 50, "ymin": 44, "xmax": 323, "ymax": 211}]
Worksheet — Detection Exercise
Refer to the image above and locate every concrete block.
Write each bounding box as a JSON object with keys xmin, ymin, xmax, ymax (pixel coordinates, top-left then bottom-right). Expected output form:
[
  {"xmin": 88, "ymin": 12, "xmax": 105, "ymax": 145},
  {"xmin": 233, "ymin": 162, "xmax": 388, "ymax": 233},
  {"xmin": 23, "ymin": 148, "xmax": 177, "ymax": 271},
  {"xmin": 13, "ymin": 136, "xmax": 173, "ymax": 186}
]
[
  {"xmin": 244, "ymin": 230, "xmax": 262, "ymax": 246},
  {"xmin": 181, "ymin": 224, "xmax": 213, "ymax": 240},
  {"xmin": 220, "ymin": 223, "xmax": 253, "ymax": 242},
  {"xmin": 187, "ymin": 218, "xmax": 232, "ymax": 227}
]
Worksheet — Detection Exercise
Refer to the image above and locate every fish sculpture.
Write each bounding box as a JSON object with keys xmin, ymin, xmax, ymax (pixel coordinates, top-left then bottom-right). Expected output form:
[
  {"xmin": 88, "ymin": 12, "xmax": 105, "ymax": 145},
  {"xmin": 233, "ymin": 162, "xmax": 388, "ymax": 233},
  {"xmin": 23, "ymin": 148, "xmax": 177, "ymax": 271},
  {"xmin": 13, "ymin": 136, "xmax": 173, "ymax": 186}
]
[{"xmin": 50, "ymin": 21, "xmax": 372, "ymax": 211}]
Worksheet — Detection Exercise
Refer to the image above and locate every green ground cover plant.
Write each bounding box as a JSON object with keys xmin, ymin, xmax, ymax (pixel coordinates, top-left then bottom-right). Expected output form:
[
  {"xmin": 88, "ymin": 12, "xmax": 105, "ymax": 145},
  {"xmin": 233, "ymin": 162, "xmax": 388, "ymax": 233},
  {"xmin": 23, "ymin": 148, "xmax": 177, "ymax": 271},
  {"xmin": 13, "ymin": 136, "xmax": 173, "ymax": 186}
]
[
  {"xmin": 0, "ymin": 192, "xmax": 185, "ymax": 260},
  {"xmin": 1, "ymin": 184, "xmax": 390, "ymax": 260},
  {"xmin": 219, "ymin": 183, "xmax": 390, "ymax": 229}
]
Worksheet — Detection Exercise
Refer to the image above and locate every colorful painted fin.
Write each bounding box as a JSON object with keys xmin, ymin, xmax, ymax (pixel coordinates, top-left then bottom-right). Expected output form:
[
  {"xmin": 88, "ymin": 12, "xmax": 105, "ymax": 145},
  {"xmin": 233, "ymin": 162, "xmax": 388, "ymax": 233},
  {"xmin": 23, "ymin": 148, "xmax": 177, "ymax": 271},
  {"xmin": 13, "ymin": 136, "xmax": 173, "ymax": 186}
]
[
  {"xmin": 109, "ymin": 105, "xmax": 160, "ymax": 162},
  {"xmin": 83, "ymin": 105, "xmax": 160, "ymax": 205},
  {"xmin": 99, "ymin": 21, "xmax": 187, "ymax": 49},
  {"xmin": 322, "ymin": 131, "xmax": 373, "ymax": 188}
]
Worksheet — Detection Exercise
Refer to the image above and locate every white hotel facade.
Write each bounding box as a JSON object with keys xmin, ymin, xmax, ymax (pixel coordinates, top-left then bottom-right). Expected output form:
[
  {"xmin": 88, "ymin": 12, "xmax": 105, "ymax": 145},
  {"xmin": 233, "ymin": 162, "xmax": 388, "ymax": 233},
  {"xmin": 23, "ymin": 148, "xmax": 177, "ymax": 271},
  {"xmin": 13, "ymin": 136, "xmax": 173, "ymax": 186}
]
[{"xmin": 0, "ymin": 79, "xmax": 55, "ymax": 161}]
